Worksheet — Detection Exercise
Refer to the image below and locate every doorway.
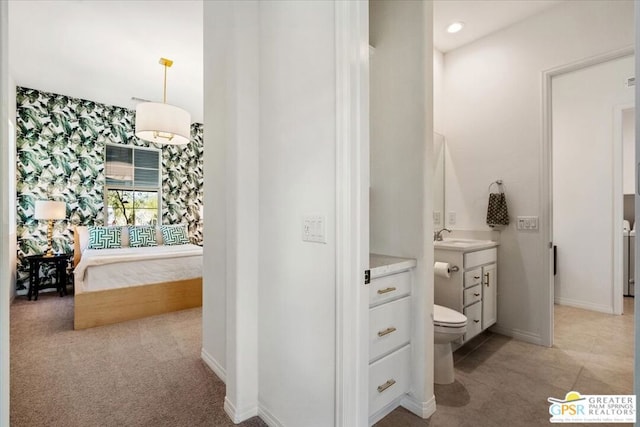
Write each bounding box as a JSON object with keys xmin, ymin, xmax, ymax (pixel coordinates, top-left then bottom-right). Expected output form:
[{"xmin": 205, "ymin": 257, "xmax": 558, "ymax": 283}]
[{"xmin": 551, "ymin": 53, "xmax": 634, "ymax": 316}]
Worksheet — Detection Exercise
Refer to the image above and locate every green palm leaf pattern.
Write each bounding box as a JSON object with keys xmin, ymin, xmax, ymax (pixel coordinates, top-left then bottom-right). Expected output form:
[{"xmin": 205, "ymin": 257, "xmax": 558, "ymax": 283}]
[{"xmin": 15, "ymin": 87, "xmax": 204, "ymax": 292}]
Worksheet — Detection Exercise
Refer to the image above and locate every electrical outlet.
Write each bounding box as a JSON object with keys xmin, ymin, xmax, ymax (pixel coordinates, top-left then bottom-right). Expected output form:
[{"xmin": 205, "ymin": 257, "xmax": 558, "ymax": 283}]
[
  {"xmin": 433, "ymin": 211, "xmax": 442, "ymax": 226},
  {"xmin": 448, "ymin": 212, "xmax": 456, "ymax": 225}
]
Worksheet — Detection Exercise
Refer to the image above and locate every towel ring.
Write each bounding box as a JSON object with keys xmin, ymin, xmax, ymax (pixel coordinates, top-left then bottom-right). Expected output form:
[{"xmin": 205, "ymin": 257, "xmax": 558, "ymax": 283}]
[{"xmin": 488, "ymin": 180, "xmax": 504, "ymax": 193}]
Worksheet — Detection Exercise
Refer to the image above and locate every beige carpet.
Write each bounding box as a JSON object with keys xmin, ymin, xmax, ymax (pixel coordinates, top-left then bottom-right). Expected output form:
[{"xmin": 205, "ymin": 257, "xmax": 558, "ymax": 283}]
[{"xmin": 10, "ymin": 293, "xmax": 266, "ymax": 427}]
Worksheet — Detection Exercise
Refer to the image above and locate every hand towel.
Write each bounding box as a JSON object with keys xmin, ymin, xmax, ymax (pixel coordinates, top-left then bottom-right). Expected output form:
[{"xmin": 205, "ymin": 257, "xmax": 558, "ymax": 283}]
[{"xmin": 486, "ymin": 192, "xmax": 509, "ymax": 227}]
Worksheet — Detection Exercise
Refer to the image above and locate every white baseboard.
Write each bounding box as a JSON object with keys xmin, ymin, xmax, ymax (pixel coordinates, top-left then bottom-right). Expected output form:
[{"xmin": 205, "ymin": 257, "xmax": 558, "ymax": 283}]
[
  {"xmin": 200, "ymin": 348, "xmax": 226, "ymax": 383},
  {"xmin": 258, "ymin": 403, "xmax": 285, "ymax": 427},
  {"xmin": 489, "ymin": 325, "xmax": 542, "ymax": 346},
  {"xmin": 224, "ymin": 396, "xmax": 259, "ymax": 424},
  {"xmin": 401, "ymin": 394, "xmax": 436, "ymax": 419},
  {"xmin": 554, "ymin": 296, "xmax": 613, "ymax": 314},
  {"xmin": 368, "ymin": 395, "xmax": 406, "ymax": 426}
]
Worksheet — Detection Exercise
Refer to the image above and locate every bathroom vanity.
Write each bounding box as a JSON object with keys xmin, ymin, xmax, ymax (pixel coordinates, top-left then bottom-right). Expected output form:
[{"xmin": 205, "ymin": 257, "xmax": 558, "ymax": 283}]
[
  {"xmin": 368, "ymin": 254, "xmax": 416, "ymax": 421},
  {"xmin": 434, "ymin": 240, "xmax": 498, "ymax": 345}
]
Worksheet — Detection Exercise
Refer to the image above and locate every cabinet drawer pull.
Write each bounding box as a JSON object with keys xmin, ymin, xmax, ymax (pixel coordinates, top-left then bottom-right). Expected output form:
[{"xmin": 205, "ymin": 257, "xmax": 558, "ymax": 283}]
[
  {"xmin": 474, "ymin": 319, "xmax": 480, "ymax": 323},
  {"xmin": 377, "ymin": 287, "xmax": 396, "ymax": 295},
  {"xmin": 473, "ymin": 293, "xmax": 480, "ymax": 297},
  {"xmin": 484, "ymin": 272, "xmax": 490, "ymax": 286},
  {"xmin": 377, "ymin": 327, "xmax": 397, "ymax": 337},
  {"xmin": 377, "ymin": 379, "xmax": 396, "ymax": 393},
  {"xmin": 474, "ymin": 276, "xmax": 480, "ymax": 279}
]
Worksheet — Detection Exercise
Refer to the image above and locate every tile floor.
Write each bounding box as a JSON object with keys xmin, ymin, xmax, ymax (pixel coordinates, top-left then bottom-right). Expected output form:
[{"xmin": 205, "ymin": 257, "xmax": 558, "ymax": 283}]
[{"xmin": 377, "ymin": 297, "xmax": 635, "ymax": 426}]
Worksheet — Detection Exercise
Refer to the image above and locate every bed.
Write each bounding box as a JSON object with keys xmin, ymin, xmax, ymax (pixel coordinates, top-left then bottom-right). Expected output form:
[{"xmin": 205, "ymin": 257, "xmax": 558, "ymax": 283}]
[{"xmin": 73, "ymin": 226, "xmax": 203, "ymax": 330}]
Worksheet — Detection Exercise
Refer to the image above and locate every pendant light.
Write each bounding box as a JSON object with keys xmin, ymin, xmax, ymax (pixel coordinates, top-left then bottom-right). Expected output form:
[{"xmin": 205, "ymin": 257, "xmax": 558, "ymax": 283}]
[{"xmin": 135, "ymin": 57, "xmax": 191, "ymax": 145}]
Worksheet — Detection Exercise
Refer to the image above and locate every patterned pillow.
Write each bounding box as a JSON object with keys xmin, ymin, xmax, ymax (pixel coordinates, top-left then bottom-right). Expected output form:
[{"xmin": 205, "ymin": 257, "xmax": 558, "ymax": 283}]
[
  {"xmin": 161, "ymin": 224, "xmax": 190, "ymax": 246},
  {"xmin": 128, "ymin": 226, "xmax": 158, "ymax": 248},
  {"xmin": 88, "ymin": 226, "xmax": 121, "ymax": 249}
]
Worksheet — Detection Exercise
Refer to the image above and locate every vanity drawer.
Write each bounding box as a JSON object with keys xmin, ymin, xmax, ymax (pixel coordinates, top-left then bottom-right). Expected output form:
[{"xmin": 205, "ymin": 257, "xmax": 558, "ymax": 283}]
[
  {"xmin": 463, "ymin": 301, "xmax": 482, "ymax": 342},
  {"xmin": 369, "ymin": 271, "xmax": 411, "ymax": 306},
  {"xmin": 464, "ymin": 268, "xmax": 482, "ymax": 288},
  {"xmin": 463, "ymin": 285, "xmax": 482, "ymax": 307},
  {"xmin": 369, "ymin": 344, "xmax": 411, "ymax": 415},
  {"xmin": 464, "ymin": 248, "xmax": 497, "ymax": 269},
  {"xmin": 369, "ymin": 297, "xmax": 411, "ymax": 362}
]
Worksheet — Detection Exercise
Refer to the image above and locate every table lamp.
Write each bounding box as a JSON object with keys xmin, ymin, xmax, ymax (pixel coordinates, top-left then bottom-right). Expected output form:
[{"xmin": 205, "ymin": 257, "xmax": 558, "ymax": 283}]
[{"xmin": 34, "ymin": 200, "xmax": 66, "ymax": 257}]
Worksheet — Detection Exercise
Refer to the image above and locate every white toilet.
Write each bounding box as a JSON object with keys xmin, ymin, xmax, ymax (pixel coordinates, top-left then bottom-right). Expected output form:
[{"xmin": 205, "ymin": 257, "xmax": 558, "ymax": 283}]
[{"xmin": 433, "ymin": 304, "xmax": 467, "ymax": 385}]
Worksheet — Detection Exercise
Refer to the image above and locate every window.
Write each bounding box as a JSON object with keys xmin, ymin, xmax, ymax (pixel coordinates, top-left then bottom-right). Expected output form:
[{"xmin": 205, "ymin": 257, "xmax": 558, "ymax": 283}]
[{"xmin": 105, "ymin": 144, "xmax": 161, "ymax": 226}]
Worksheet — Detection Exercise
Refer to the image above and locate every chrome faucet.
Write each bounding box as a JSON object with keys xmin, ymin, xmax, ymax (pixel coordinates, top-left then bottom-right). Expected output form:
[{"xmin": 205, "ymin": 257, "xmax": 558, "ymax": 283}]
[{"xmin": 434, "ymin": 228, "xmax": 452, "ymax": 242}]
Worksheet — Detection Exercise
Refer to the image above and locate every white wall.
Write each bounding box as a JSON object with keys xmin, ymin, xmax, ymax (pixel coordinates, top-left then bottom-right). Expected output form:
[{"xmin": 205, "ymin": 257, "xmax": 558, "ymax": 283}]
[
  {"xmin": 622, "ymin": 108, "xmax": 635, "ymax": 195},
  {"xmin": 443, "ymin": 0, "xmax": 633, "ymax": 342},
  {"xmin": 204, "ymin": 1, "xmax": 338, "ymax": 425},
  {"xmin": 258, "ymin": 2, "xmax": 337, "ymax": 425},
  {"xmin": 370, "ymin": 0, "xmax": 434, "ymax": 416},
  {"xmin": 433, "ymin": 49, "xmax": 444, "ymax": 136},
  {"xmin": 0, "ymin": 0, "xmax": 10, "ymax": 424},
  {"xmin": 552, "ymin": 55, "xmax": 634, "ymax": 312},
  {"xmin": 202, "ymin": 0, "xmax": 229, "ymax": 383}
]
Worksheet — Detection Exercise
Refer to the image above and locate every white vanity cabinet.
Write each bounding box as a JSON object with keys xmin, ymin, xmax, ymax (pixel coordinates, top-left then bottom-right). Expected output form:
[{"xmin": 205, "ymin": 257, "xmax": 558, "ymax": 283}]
[
  {"xmin": 434, "ymin": 244, "xmax": 498, "ymax": 343},
  {"xmin": 368, "ymin": 254, "xmax": 416, "ymax": 421},
  {"xmin": 482, "ymin": 263, "xmax": 497, "ymax": 329}
]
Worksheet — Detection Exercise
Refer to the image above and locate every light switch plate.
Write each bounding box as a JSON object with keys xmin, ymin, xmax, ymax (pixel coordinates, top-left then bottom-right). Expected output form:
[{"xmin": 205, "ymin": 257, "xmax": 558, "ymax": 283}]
[
  {"xmin": 302, "ymin": 215, "xmax": 326, "ymax": 243},
  {"xmin": 517, "ymin": 216, "xmax": 539, "ymax": 231}
]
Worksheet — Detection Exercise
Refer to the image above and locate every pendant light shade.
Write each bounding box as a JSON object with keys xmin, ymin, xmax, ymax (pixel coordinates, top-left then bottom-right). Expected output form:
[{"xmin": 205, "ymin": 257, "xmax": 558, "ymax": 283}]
[
  {"xmin": 135, "ymin": 57, "xmax": 191, "ymax": 146},
  {"xmin": 135, "ymin": 102, "xmax": 191, "ymax": 145}
]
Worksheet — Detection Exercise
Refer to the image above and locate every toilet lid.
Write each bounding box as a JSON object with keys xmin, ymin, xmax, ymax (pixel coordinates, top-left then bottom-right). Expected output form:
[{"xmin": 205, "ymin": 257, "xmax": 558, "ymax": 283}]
[{"xmin": 434, "ymin": 304, "xmax": 467, "ymax": 326}]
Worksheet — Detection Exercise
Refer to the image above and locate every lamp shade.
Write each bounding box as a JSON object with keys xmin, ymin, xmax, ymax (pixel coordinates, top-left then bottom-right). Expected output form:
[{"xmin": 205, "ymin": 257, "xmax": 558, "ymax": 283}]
[
  {"xmin": 135, "ymin": 102, "xmax": 191, "ymax": 145},
  {"xmin": 34, "ymin": 200, "xmax": 66, "ymax": 220}
]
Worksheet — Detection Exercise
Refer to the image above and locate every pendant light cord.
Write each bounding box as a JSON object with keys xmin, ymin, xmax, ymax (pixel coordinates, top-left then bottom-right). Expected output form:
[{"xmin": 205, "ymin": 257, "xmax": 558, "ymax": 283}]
[
  {"xmin": 163, "ymin": 63, "xmax": 167, "ymax": 103},
  {"xmin": 159, "ymin": 57, "xmax": 173, "ymax": 103}
]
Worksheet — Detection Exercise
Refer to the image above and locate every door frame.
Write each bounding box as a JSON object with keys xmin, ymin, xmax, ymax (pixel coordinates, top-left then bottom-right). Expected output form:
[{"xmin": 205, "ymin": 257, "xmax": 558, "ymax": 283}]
[
  {"xmin": 613, "ymin": 103, "xmax": 634, "ymax": 314},
  {"xmin": 541, "ymin": 46, "xmax": 634, "ymax": 345},
  {"xmin": 334, "ymin": 1, "xmax": 369, "ymax": 425},
  {"xmin": 0, "ymin": 1, "xmax": 9, "ymax": 424}
]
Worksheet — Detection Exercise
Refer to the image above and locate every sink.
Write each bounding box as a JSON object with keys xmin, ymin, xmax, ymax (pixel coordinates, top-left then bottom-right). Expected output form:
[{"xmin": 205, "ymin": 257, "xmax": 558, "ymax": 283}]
[{"xmin": 433, "ymin": 238, "xmax": 496, "ymax": 250}]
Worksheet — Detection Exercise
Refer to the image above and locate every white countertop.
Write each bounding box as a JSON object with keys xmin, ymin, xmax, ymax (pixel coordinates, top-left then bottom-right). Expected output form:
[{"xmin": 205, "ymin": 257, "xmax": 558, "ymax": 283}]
[
  {"xmin": 433, "ymin": 238, "xmax": 499, "ymax": 252},
  {"xmin": 370, "ymin": 253, "xmax": 417, "ymax": 278}
]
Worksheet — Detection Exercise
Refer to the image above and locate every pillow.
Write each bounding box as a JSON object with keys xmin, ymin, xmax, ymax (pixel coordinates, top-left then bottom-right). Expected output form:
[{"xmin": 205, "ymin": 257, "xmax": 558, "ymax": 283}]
[
  {"xmin": 121, "ymin": 226, "xmax": 130, "ymax": 247},
  {"xmin": 128, "ymin": 226, "xmax": 158, "ymax": 248},
  {"xmin": 161, "ymin": 224, "xmax": 190, "ymax": 246},
  {"xmin": 73, "ymin": 226, "xmax": 89, "ymax": 267},
  {"xmin": 88, "ymin": 226, "xmax": 121, "ymax": 249},
  {"xmin": 75, "ymin": 226, "xmax": 89, "ymax": 253},
  {"xmin": 156, "ymin": 226, "xmax": 164, "ymax": 245}
]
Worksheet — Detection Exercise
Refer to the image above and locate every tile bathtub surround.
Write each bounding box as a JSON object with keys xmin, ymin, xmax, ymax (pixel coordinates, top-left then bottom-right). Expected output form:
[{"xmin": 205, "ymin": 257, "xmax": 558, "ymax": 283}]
[
  {"xmin": 375, "ymin": 298, "xmax": 634, "ymax": 426},
  {"xmin": 15, "ymin": 87, "xmax": 204, "ymax": 291}
]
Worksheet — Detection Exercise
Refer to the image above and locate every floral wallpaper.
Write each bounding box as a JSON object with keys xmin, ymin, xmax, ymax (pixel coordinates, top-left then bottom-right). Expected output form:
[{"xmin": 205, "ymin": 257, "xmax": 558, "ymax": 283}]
[{"xmin": 15, "ymin": 87, "xmax": 204, "ymax": 292}]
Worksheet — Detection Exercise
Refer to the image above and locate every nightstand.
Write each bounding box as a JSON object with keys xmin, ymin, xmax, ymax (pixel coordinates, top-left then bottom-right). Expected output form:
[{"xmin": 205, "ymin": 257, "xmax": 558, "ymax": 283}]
[{"xmin": 26, "ymin": 253, "xmax": 73, "ymax": 301}]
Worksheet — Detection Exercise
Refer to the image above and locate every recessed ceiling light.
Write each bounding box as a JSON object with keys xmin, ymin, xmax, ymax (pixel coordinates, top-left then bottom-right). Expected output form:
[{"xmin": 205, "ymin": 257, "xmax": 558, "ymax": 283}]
[{"xmin": 446, "ymin": 22, "xmax": 464, "ymax": 34}]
